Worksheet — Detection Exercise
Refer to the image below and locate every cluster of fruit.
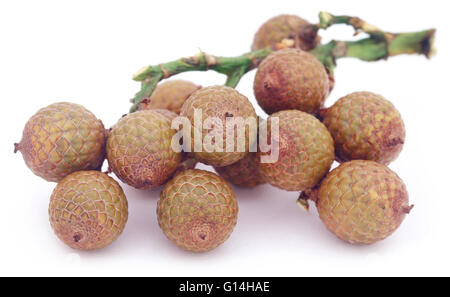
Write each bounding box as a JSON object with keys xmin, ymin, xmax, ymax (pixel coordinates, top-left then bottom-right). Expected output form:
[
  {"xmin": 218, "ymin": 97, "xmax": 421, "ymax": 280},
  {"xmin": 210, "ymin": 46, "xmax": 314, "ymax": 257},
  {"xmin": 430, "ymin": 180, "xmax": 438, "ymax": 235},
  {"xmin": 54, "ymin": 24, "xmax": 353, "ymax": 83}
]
[{"xmin": 16, "ymin": 14, "xmax": 427, "ymax": 252}]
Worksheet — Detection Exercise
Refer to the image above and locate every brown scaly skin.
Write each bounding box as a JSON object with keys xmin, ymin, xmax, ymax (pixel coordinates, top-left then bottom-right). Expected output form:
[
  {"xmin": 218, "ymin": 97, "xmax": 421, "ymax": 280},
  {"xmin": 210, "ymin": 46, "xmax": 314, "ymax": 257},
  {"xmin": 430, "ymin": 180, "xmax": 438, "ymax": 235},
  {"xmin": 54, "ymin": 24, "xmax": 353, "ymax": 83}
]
[
  {"xmin": 299, "ymin": 160, "xmax": 413, "ymax": 245},
  {"xmin": 251, "ymin": 14, "xmax": 320, "ymax": 51},
  {"xmin": 321, "ymin": 92, "xmax": 405, "ymax": 165},
  {"xmin": 180, "ymin": 85, "xmax": 257, "ymax": 167},
  {"xmin": 214, "ymin": 152, "xmax": 266, "ymax": 188},
  {"xmin": 259, "ymin": 110, "xmax": 334, "ymax": 191},
  {"xmin": 254, "ymin": 48, "xmax": 329, "ymax": 115},
  {"xmin": 137, "ymin": 80, "xmax": 201, "ymax": 114},
  {"xmin": 106, "ymin": 110, "xmax": 181, "ymax": 189},
  {"xmin": 157, "ymin": 169, "xmax": 238, "ymax": 252},
  {"xmin": 149, "ymin": 109, "xmax": 198, "ymax": 176},
  {"xmin": 49, "ymin": 171, "xmax": 128, "ymax": 250},
  {"xmin": 15, "ymin": 102, "xmax": 107, "ymax": 182}
]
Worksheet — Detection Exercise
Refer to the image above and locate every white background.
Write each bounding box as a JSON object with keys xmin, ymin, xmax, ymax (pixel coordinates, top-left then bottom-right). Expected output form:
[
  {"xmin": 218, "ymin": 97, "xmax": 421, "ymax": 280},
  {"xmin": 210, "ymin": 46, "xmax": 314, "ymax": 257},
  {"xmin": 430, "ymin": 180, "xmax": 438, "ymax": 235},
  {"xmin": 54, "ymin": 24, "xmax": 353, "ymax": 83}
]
[{"xmin": 0, "ymin": 0, "xmax": 449, "ymax": 277}]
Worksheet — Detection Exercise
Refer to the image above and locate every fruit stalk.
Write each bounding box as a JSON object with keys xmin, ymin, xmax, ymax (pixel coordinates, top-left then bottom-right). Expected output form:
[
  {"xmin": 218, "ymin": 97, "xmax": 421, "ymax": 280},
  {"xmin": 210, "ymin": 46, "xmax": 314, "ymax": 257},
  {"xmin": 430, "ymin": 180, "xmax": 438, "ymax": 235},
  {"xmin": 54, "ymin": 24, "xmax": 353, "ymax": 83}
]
[
  {"xmin": 131, "ymin": 12, "xmax": 435, "ymax": 112},
  {"xmin": 315, "ymin": 12, "xmax": 436, "ymax": 73}
]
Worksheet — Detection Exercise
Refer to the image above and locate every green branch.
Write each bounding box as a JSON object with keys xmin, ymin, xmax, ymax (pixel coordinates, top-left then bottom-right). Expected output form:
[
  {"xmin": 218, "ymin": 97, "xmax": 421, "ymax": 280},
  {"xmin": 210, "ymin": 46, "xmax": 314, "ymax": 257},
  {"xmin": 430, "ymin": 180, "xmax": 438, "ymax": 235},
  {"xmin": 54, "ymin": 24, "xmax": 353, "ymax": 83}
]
[{"xmin": 130, "ymin": 12, "xmax": 436, "ymax": 112}]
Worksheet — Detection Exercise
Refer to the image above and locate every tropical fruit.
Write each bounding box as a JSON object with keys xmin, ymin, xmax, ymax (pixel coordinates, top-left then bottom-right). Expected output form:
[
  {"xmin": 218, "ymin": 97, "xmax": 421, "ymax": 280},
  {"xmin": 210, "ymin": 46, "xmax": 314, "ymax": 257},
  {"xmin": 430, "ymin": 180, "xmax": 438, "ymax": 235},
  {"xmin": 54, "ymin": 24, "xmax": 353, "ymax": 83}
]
[
  {"xmin": 15, "ymin": 102, "xmax": 106, "ymax": 182},
  {"xmin": 254, "ymin": 48, "xmax": 329, "ymax": 115},
  {"xmin": 180, "ymin": 85, "xmax": 257, "ymax": 167},
  {"xmin": 137, "ymin": 80, "xmax": 201, "ymax": 114},
  {"xmin": 49, "ymin": 171, "xmax": 128, "ymax": 250},
  {"xmin": 299, "ymin": 160, "xmax": 413, "ymax": 245},
  {"xmin": 251, "ymin": 14, "xmax": 320, "ymax": 51},
  {"xmin": 157, "ymin": 169, "xmax": 238, "ymax": 252},
  {"xmin": 259, "ymin": 110, "xmax": 334, "ymax": 191},
  {"xmin": 107, "ymin": 110, "xmax": 181, "ymax": 189},
  {"xmin": 214, "ymin": 152, "xmax": 266, "ymax": 187},
  {"xmin": 150, "ymin": 108, "xmax": 178, "ymax": 121},
  {"xmin": 321, "ymin": 91, "xmax": 405, "ymax": 165}
]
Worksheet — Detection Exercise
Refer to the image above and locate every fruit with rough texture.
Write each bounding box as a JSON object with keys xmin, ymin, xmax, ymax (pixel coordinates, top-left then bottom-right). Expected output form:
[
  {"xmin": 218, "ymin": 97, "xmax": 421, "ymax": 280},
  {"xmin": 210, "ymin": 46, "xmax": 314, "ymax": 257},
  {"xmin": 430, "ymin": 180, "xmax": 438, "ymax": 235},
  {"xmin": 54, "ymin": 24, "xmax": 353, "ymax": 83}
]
[
  {"xmin": 254, "ymin": 48, "xmax": 329, "ymax": 115},
  {"xmin": 252, "ymin": 14, "xmax": 320, "ymax": 51},
  {"xmin": 321, "ymin": 92, "xmax": 405, "ymax": 165},
  {"xmin": 15, "ymin": 102, "xmax": 106, "ymax": 182},
  {"xmin": 259, "ymin": 110, "xmax": 334, "ymax": 191},
  {"xmin": 107, "ymin": 110, "xmax": 181, "ymax": 189},
  {"xmin": 214, "ymin": 152, "xmax": 265, "ymax": 187},
  {"xmin": 300, "ymin": 160, "xmax": 412, "ymax": 245},
  {"xmin": 180, "ymin": 85, "xmax": 257, "ymax": 167},
  {"xmin": 49, "ymin": 171, "xmax": 128, "ymax": 250},
  {"xmin": 138, "ymin": 80, "xmax": 201, "ymax": 114},
  {"xmin": 150, "ymin": 108, "xmax": 178, "ymax": 121},
  {"xmin": 157, "ymin": 169, "xmax": 238, "ymax": 252}
]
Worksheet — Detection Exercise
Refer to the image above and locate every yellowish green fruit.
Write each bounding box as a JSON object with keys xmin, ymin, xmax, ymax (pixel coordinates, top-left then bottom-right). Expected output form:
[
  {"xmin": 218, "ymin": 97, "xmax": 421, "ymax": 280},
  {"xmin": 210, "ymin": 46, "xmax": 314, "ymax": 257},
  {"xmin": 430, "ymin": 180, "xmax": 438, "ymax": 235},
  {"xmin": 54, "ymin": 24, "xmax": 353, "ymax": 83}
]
[{"xmin": 300, "ymin": 160, "xmax": 412, "ymax": 245}]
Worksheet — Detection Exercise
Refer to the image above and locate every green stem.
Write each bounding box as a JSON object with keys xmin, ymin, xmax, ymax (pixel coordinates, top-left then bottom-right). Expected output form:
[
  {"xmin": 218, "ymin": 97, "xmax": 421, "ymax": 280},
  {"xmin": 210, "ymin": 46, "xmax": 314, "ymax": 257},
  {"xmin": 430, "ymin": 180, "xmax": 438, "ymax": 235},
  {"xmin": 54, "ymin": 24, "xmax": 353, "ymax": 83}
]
[
  {"xmin": 131, "ymin": 48, "xmax": 271, "ymax": 112},
  {"xmin": 130, "ymin": 12, "xmax": 436, "ymax": 112}
]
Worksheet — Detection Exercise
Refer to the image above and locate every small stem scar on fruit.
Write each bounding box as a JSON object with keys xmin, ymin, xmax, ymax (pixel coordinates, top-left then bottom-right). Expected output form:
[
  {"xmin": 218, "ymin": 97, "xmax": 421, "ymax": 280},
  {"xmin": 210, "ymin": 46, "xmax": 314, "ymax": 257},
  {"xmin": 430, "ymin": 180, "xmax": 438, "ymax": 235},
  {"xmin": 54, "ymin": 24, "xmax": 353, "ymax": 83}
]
[{"xmin": 130, "ymin": 11, "xmax": 436, "ymax": 113}]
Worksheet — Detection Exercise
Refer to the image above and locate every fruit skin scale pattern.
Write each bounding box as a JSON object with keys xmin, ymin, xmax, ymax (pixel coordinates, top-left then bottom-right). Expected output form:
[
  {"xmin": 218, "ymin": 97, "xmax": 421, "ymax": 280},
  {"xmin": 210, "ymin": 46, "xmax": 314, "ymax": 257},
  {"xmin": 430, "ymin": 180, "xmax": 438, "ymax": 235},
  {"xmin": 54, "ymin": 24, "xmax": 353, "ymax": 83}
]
[
  {"xmin": 16, "ymin": 102, "xmax": 106, "ymax": 182},
  {"xmin": 214, "ymin": 152, "xmax": 266, "ymax": 187},
  {"xmin": 316, "ymin": 160, "xmax": 412, "ymax": 245},
  {"xmin": 259, "ymin": 110, "xmax": 335, "ymax": 191},
  {"xmin": 254, "ymin": 48, "xmax": 329, "ymax": 115},
  {"xmin": 107, "ymin": 110, "xmax": 181, "ymax": 189},
  {"xmin": 49, "ymin": 171, "xmax": 128, "ymax": 250},
  {"xmin": 180, "ymin": 85, "xmax": 257, "ymax": 167},
  {"xmin": 322, "ymin": 92, "xmax": 405, "ymax": 165},
  {"xmin": 157, "ymin": 169, "xmax": 238, "ymax": 252}
]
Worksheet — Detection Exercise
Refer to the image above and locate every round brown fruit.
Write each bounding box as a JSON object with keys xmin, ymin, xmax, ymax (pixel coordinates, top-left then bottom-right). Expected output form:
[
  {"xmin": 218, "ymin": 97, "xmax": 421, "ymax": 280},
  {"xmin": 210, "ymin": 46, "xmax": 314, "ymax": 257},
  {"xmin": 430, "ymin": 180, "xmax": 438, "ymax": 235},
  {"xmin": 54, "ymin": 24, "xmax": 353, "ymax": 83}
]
[
  {"xmin": 137, "ymin": 80, "xmax": 201, "ymax": 114},
  {"xmin": 259, "ymin": 110, "xmax": 334, "ymax": 191},
  {"xmin": 106, "ymin": 110, "xmax": 181, "ymax": 189},
  {"xmin": 180, "ymin": 85, "xmax": 257, "ymax": 167},
  {"xmin": 254, "ymin": 48, "xmax": 329, "ymax": 115},
  {"xmin": 15, "ymin": 102, "xmax": 106, "ymax": 182},
  {"xmin": 157, "ymin": 169, "xmax": 238, "ymax": 252},
  {"xmin": 214, "ymin": 152, "xmax": 266, "ymax": 187},
  {"xmin": 252, "ymin": 14, "xmax": 320, "ymax": 51},
  {"xmin": 49, "ymin": 171, "xmax": 128, "ymax": 250},
  {"xmin": 322, "ymin": 92, "xmax": 405, "ymax": 165},
  {"xmin": 302, "ymin": 160, "xmax": 413, "ymax": 245}
]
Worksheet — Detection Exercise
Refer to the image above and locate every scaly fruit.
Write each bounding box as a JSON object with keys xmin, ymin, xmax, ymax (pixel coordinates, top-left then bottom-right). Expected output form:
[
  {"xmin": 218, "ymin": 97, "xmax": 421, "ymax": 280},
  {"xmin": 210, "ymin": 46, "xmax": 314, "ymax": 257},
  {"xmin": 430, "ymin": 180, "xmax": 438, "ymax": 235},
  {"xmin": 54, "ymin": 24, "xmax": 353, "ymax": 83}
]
[
  {"xmin": 151, "ymin": 108, "xmax": 198, "ymax": 174},
  {"xmin": 180, "ymin": 85, "xmax": 257, "ymax": 167},
  {"xmin": 254, "ymin": 48, "xmax": 329, "ymax": 115},
  {"xmin": 259, "ymin": 110, "xmax": 334, "ymax": 191},
  {"xmin": 49, "ymin": 171, "xmax": 128, "ymax": 250},
  {"xmin": 150, "ymin": 108, "xmax": 178, "ymax": 121},
  {"xmin": 214, "ymin": 152, "xmax": 265, "ymax": 187},
  {"xmin": 299, "ymin": 160, "xmax": 413, "ymax": 245},
  {"xmin": 321, "ymin": 92, "xmax": 405, "ymax": 165},
  {"xmin": 157, "ymin": 169, "xmax": 238, "ymax": 252},
  {"xmin": 137, "ymin": 80, "xmax": 201, "ymax": 114},
  {"xmin": 251, "ymin": 14, "xmax": 320, "ymax": 51},
  {"xmin": 107, "ymin": 110, "xmax": 181, "ymax": 189},
  {"xmin": 15, "ymin": 102, "xmax": 106, "ymax": 182}
]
